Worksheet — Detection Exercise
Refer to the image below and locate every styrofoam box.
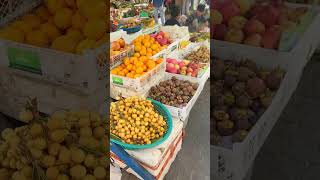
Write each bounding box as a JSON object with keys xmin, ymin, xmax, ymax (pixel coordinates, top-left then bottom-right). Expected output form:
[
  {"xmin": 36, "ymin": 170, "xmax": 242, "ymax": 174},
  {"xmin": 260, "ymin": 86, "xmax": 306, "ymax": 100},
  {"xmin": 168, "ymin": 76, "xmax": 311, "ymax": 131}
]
[
  {"xmin": 110, "ymin": 59, "xmax": 166, "ymax": 92},
  {"xmin": 110, "ymin": 71, "xmax": 165, "ymax": 99},
  {"xmin": 0, "ymin": 1, "xmax": 107, "ymax": 94},
  {"xmin": 110, "ymin": 45, "xmax": 134, "ymax": 69},
  {"xmin": 170, "ymin": 41, "xmax": 210, "ymax": 64},
  {"xmin": 111, "ymin": 119, "xmax": 184, "ymax": 180},
  {"xmin": 213, "ymin": 3, "xmax": 320, "ymax": 76},
  {"xmin": 0, "ymin": 69, "xmax": 107, "ymax": 119},
  {"xmin": 211, "ymin": 47, "xmax": 300, "ymax": 180},
  {"xmin": 148, "ymin": 73, "xmax": 204, "ymax": 122}
]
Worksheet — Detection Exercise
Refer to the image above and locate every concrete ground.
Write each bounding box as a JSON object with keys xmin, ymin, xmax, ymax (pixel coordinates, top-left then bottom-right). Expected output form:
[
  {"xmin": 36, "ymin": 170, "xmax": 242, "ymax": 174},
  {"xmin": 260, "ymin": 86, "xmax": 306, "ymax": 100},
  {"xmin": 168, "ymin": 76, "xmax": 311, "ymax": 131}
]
[
  {"xmin": 252, "ymin": 57, "xmax": 320, "ymax": 180},
  {"xmin": 122, "ymin": 82, "xmax": 210, "ymax": 180}
]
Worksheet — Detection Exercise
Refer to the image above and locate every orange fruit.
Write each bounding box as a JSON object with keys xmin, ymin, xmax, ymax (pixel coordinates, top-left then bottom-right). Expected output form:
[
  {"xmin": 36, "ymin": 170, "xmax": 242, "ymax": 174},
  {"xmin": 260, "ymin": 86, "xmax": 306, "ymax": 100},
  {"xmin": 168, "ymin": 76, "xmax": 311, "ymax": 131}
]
[
  {"xmin": 134, "ymin": 74, "xmax": 141, "ymax": 78},
  {"xmin": 152, "ymin": 51, "xmax": 157, "ymax": 55},
  {"xmin": 142, "ymin": 65, "xmax": 147, "ymax": 71},
  {"xmin": 144, "ymin": 42, "xmax": 151, "ymax": 48},
  {"xmin": 126, "ymin": 73, "xmax": 133, "ymax": 78},
  {"xmin": 140, "ymin": 49, "xmax": 147, "ymax": 56},
  {"xmin": 136, "ymin": 67, "xmax": 144, "ymax": 74},
  {"xmin": 134, "ymin": 45, "xmax": 141, "ymax": 52},
  {"xmin": 111, "ymin": 69, "xmax": 118, "ymax": 75},
  {"xmin": 147, "ymin": 48, "xmax": 152, "ymax": 53},
  {"xmin": 146, "ymin": 53, "xmax": 153, "ymax": 57},
  {"xmin": 118, "ymin": 71, "xmax": 125, "ymax": 76},
  {"xmin": 127, "ymin": 64, "xmax": 133, "ymax": 71},
  {"xmin": 151, "ymin": 44, "xmax": 158, "ymax": 51},
  {"xmin": 156, "ymin": 58, "xmax": 163, "ymax": 64},
  {"xmin": 122, "ymin": 69, "xmax": 129, "ymax": 75},
  {"xmin": 124, "ymin": 58, "xmax": 131, "ymax": 65},
  {"xmin": 134, "ymin": 53, "xmax": 140, "ymax": 58},
  {"xmin": 147, "ymin": 60, "xmax": 156, "ymax": 69}
]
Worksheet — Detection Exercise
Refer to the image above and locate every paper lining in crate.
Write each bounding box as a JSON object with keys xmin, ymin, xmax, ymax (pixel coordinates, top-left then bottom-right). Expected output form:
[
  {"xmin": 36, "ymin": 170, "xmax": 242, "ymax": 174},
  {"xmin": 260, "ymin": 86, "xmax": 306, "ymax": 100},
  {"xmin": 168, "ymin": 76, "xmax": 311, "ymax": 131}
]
[
  {"xmin": 148, "ymin": 73, "xmax": 204, "ymax": 122},
  {"xmin": 110, "ymin": 58, "xmax": 166, "ymax": 92},
  {"xmin": 110, "ymin": 44, "xmax": 134, "ymax": 68},
  {"xmin": 211, "ymin": 46, "xmax": 297, "ymax": 180},
  {"xmin": 111, "ymin": 119, "xmax": 184, "ymax": 180},
  {"xmin": 110, "ymin": 71, "xmax": 165, "ymax": 99}
]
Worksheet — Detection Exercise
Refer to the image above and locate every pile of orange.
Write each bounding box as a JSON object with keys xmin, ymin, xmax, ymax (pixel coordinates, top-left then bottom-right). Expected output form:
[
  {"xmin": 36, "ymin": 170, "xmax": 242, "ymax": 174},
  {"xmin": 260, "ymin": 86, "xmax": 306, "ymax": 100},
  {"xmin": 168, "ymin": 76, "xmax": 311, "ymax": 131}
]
[
  {"xmin": 132, "ymin": 34, "xmax": 166, "ymax": 58},
  {"xmin": 111, "ymin": 56, "xmax": 163, "ymax": 78}
]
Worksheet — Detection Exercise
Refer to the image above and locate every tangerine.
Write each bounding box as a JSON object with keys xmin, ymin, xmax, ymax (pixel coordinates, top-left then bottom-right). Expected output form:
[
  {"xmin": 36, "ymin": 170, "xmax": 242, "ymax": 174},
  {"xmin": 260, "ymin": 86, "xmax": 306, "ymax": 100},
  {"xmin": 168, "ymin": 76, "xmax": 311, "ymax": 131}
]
[
  {"xmin": 140, "ymin": 49, "xmax": 147, "ymax": 56},
  {"xmin": 134, "ymin": 53, "xmax": 140, "ymax": 58}
]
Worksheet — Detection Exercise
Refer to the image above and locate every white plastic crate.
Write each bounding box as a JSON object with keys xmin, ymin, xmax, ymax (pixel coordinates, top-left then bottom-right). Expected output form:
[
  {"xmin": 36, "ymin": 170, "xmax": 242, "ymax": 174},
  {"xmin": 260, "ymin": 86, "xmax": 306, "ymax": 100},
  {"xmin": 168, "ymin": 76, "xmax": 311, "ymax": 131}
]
[
  {"xmin": 110, "ymin": 45, "xmax": 134, "ymax": 68},
  {"xmin": 147, "ymin": 73, "xmax": 204, "ymax": 122},
  {"xmin": 211, "ymin": 43, "xmax": 301, "ymax": 180},
  {"xmin": 110, "ymin": 59, "xmax": 166, "ymax": 92},
  {"xmin": 0, "ymin": 0, "xmax": 107, "ymax": 94}
]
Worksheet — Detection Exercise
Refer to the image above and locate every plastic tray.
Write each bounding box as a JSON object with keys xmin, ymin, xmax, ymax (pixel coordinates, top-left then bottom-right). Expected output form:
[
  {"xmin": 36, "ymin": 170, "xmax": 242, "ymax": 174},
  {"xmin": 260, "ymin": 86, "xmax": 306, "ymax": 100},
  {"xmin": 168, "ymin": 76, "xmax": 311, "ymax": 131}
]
[{"xmin": 110, "ymin": 99, "xmax": 173, "ymax": 150}]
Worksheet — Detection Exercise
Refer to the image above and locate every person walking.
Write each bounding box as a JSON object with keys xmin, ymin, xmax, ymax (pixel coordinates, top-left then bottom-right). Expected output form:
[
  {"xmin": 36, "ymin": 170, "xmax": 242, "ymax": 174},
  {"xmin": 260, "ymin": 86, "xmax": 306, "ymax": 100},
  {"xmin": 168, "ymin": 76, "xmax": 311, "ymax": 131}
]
[{"xmin": 152, "ymin": 0, "xmax": 166, "ymax": 25}]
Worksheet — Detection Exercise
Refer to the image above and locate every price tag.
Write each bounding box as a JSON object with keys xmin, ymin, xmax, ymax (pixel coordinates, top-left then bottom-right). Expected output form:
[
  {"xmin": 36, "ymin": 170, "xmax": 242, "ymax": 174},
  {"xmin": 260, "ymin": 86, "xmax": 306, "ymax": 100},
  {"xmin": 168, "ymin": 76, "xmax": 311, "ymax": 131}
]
[
  {"xmin": 112, "ymin": 76, "xmax": 124, "ymax": 85},
  {"xmin": 7, "ymin": 47, "xmax": 42, "ymax": 74}
]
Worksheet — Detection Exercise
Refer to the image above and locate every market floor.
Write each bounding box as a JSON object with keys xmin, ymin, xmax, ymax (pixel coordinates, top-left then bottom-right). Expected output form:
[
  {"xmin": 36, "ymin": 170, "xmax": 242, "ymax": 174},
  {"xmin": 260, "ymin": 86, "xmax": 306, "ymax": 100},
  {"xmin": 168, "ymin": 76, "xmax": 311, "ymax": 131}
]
[
  {"xmin": 252, "ymin": 57, "xmax": 320, "ymax": 180},
  {"xmin": 121, "ymin": 81, "xmax": 210, "ymax": 180}
]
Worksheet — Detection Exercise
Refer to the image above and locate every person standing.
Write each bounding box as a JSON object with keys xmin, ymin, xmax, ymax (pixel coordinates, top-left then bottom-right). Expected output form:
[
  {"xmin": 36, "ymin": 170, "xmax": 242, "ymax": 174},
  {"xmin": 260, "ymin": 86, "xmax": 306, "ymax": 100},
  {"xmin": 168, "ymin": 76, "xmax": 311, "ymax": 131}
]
[
  {"xmin": 164, "ymin": 5, "xmax": 181, "ymax": 26},
  {"xmin": 186, "ymin": 4, "xmax": 206, "ymax": 32},
  {"xmin": 152, "ymin": 0, "xmax": 166, "ymax": 25}
]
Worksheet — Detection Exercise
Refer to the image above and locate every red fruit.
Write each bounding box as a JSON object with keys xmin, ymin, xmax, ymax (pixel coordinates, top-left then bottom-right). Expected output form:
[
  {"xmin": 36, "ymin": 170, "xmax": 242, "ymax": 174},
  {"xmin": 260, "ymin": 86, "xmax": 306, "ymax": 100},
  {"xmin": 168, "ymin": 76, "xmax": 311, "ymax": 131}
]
[
  {"xmin": 220, "ymin": 2, "xmax": 241, "ymax": 23},
  {"xmin": 213, "ymin": 24, "xmax": 227, "ymax": 40},
  {"xmin": 256, "ymin": 5, "xmax": 280, "ymax": 27},
  {"xmin": 178, "ymin": 62, "xmax": 185, "ymax": 68},
  {"xmin": 244, "ymin": 18, "xmax": 266, "ymax": 35},
  {"xmin": 261, "ymin": 26, "xmax": 281, "ymax": 49}
]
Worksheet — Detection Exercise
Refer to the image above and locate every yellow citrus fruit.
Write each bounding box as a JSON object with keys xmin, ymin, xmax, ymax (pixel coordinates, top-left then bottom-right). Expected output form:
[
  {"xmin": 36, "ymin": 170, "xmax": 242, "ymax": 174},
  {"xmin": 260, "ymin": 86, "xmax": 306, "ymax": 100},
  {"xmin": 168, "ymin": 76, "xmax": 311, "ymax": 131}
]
[
  {"xmin": 51, "ymin": 35, "xmax": 78, "ymax": 53},
  {"xmin": 134, "ymin": 45, "xmax": 141, "ymax": 52},
  {"xmin": 26, "ymin": 30, "xmax": 49, "ymax": 47},
  {"xmin": 78, "ymin": 0, "xmax": 106, "ymax": 19},
  {"xmin": 54, "ymin": 8, "xmax": 73, "ymax": 30},
  {"xmin": 83, "ymin": 19, "xmax": 105, "ymax": 40},
  {"xmin": 10, "ymin": 21, "xmax": 32, "ymax": 34},
  {"xmin": 40, "ymin": 23, "xmax": 61, "ymax": 42},
  {"xmin": 1, "ymin": 27, "xmax": 24, "ymax": 43},
  {"xmin": 21, "ymin": 14, "xmax": 41, "ymax": 29},
  {"xmin": 47, "ymin": 0, "xmax": 67, "ymax": 14},
  {"xmin": 71, "ymin": 11, "xmax": 87, "ymax": 30},
  {"xmin": 76, "ymin": 39, "xmax": 96, "ymax": 54},
  {"xmin": 66, "ymin": 28, "xmax": 84, "ymax": 42},
  {"xmin": 134, "ymin": 53, "xmax": 140, "ymax": 58},
  {"xmin": 35, "ymin": 6, "xmax": 51, "ymax": 22},
  {"xmin": 140, "ymin": 49, "xmax": 147, "ymax": 56}
]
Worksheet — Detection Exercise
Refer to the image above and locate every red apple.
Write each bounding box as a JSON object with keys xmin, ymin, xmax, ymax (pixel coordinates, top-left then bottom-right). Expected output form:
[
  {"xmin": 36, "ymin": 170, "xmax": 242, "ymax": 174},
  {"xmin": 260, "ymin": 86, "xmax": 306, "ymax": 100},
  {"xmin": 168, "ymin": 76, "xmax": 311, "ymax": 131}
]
[
  {"xmin": 166, "ymin": 63, "xmax": 175, "ymax": 71},
  {"xmin": 187, "ymin": 72, "xmax": 192, "ymax": 76},
  {"xmin": 244, "ymin": 18, "xmax": 266, "ymax": 35},
  {"xmin": 225, "ymin": 29, "xmax": 244, "ymax": 43},
  {"xmin": 191, "ymin": 71, "xmax": 197, "ymax": 77},
  {"xmin": 213, "ymin": 24, "xmax": 227, "ymax": 40},
  {"xmin": 187, "ymin": 67, "xmax": 193, "ymax": 73},
  {"xmin": 243, "ymin": 33, "xmax": 262, "ymax": 47}
]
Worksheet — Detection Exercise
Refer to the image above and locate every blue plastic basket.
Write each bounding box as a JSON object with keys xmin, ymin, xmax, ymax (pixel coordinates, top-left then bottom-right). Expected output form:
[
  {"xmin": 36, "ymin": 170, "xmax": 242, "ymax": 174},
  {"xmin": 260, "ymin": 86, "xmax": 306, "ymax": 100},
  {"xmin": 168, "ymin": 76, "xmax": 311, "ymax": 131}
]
[
  {"xmin": 121, "ymin": 26, "xmax": 142, "ymax": 34},
  {"xmin": 110, "ymin": 99, "xmax": 173, "ymax": 150}
]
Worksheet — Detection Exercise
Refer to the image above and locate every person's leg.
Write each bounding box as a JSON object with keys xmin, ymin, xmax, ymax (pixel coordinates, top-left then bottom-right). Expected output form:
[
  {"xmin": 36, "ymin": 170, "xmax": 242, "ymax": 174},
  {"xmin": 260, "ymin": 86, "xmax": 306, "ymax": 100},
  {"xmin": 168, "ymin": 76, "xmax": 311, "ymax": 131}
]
[
  {"xmin": 153, "ymin": 7, "xmax": 159, "ymax": 24},
  {"xmin": 159, "ymin": 6, "xmax": 166, "ymax": 25}
]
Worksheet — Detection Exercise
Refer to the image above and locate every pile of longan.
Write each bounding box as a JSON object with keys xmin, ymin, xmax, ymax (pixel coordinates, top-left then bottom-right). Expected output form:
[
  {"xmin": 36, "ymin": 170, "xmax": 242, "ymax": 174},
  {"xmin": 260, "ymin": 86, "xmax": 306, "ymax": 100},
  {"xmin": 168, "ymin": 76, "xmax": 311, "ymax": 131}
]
[{"xmin": 110, "ymin": 97, "xmax": 167, "ymax": 145}]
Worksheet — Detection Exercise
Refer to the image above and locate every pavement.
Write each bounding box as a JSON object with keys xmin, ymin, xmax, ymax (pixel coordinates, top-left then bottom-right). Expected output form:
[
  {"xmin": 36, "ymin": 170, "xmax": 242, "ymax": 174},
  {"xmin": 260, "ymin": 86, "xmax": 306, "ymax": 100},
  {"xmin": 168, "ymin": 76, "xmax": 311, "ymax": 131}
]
[{"xmin": 252, "ymin": 58, "xmax": 320, "ymax": 180}]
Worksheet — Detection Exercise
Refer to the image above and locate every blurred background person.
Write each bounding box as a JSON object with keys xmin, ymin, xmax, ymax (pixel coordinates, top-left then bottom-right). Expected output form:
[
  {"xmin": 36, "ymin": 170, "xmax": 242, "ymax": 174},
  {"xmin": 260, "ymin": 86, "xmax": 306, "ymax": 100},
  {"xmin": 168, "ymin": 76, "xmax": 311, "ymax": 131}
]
[
  {"xmin": 152, "ymin": 0, "xmax": 166, "ymax": 25},
  {"xmin": 165, "ymin": 5, "xmax": 181, "ymax": 26}
]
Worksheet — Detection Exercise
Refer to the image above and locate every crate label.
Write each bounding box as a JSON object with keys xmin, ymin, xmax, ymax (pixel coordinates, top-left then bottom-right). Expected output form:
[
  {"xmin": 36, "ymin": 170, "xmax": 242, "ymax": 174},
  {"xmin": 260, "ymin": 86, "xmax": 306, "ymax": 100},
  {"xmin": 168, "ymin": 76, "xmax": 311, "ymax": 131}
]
[
  {"xmin": 112, "ymin": 76, "xmax": 123, "ymax": 85},
  {"xmin": 7, "ymin": 47, "xmax": 42, "ymax": 74}
]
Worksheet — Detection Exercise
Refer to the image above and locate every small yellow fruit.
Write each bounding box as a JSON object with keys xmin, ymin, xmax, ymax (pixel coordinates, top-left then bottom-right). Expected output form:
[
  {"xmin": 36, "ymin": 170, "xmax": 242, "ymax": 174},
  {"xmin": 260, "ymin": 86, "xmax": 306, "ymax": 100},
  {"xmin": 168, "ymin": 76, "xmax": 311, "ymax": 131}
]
[
  {"xmin": 83, "ymin": 19, "xmax": 105, "ymax": 40},
  {"xmin": 58, "ymin": 147, "xmax": 71, "ymax": 163},
  {"xmin": 70, "ymin": 165, "xmax": 87, "ymax": 179},
  {"xmin": 35, "ymin": 6, "xmax": 51, "ymax": 22},
  {"xmin": 19, "ymin": 110, "xmax": 33, "ymax": 122},
  {"xmin": 71, "ymin": 147, "xmax": 85, "ymax": 163},
  {"xmin": 30, "ymin": 123, "xmax": 43, "ymax": 137},
  {"xmin": 21, "ymin": 14, "xmax": 41, "ymax": 29},
  {"xmin": 51, "ymin": 35, "xmax": 78, "ymax": 53},
  {"xmin": 57, "ymin": 174, "xmax": 69, "ymax": 180},
  {"xmin": 66, "ymin": 28, "xmax": 84, "ymax": 42},
  {"xmin": 65, "ymin": 0, "xmax": 76, "ymax": 8},
  {"xmin": 47, "ymin": 0, "xmax": 67, "ymax": 14},
  {"xmin": 40, "ymin": 23, "xmax": 61, "ymax": 42},
  {"xmin": 54, "ymin": 8, "xmax": 73, "ymax": 30},
  {"xmin": 46, "ymin": 167, "xmax": 59, "ymax": 180},
  {"xmin": 93, "ymin": 167, "xmax": 106, "ymax": 179},
  {"xmin": 71, "ymin": 11, "xmax": 87, "ymax": 30},
  {"xmin": 82, "ymin": 175, "xmax": 96, "ymax": 180},
  {"xmin": 75, "ymin": 39, "xmax": 96, "ymax": 54},
  {"xmin": 10, "ymin": 21, "xmax": 33, "ymax": 34},
  {"xmin": 21, "ymin": 166, "xmax": 32, "ymax": 177},
  {"xmin": 79, "ymin": 0, "xmax": 106, "ymax": 19},
  {"xmin": 26, "ymin": 30, "xmax": 49, "ymax": 47}
]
